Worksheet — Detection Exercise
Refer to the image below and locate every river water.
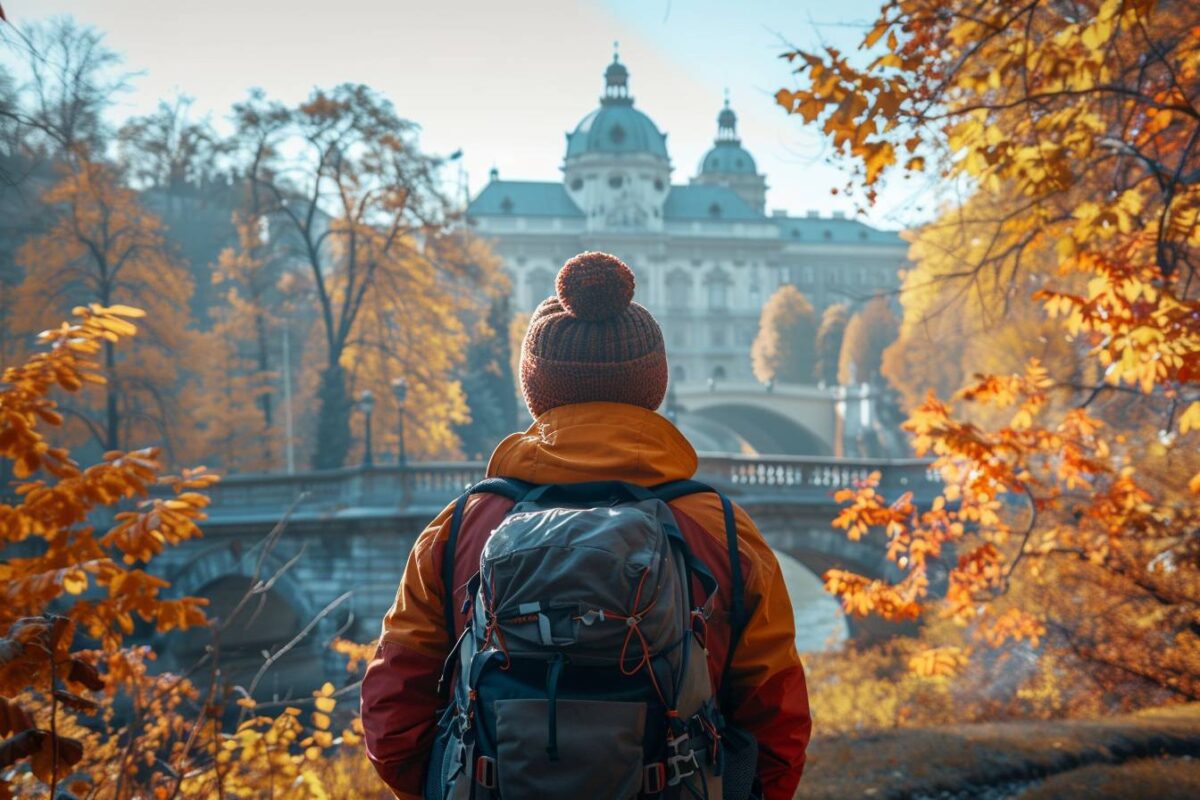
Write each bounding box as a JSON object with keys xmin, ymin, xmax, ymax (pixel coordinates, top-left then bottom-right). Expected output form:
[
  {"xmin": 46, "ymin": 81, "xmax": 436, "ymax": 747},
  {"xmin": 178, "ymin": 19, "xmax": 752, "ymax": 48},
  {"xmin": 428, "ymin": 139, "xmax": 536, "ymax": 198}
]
[{"xmin": 776, "ymin": 551, "xmax": 848, "ymax": 653}]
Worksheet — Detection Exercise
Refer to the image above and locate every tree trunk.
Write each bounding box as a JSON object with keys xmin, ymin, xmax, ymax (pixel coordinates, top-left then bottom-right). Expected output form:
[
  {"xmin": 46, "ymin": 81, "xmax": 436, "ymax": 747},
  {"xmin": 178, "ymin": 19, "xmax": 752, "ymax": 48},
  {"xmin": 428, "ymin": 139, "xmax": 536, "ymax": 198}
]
[{"xmin": 312, "ymin": 363, "xmax": 351, "ymax": 470}]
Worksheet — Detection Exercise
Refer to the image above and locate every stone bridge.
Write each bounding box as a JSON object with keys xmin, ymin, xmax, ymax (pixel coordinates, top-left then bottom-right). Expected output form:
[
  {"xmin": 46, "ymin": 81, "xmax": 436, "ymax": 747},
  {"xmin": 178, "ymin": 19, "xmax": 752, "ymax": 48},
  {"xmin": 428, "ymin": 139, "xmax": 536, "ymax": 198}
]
[
  {"xmin": 670, "ymin": 380, "xmax": 881, "ymax": 458},
  {"xmin": 148, "ymin": 456, "xmax": 940, "ymax": 695}
]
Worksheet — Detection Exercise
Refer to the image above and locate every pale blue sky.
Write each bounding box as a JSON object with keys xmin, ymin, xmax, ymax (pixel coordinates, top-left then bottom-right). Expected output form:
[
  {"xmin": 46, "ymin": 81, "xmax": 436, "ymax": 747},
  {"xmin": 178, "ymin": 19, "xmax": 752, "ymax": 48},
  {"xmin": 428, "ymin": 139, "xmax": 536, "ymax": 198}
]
[{"xmin": 4, "ymin": 0, "xmax": 926, "ymax": 227}]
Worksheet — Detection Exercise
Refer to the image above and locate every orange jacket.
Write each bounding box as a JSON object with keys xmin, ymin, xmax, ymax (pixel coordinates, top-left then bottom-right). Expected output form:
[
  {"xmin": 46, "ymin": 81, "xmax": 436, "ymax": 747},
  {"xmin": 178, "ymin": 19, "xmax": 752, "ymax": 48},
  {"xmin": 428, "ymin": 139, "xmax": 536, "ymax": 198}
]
[{"xmin": 361, "ymin": 402, "xmax": 811, "ymax": 800}]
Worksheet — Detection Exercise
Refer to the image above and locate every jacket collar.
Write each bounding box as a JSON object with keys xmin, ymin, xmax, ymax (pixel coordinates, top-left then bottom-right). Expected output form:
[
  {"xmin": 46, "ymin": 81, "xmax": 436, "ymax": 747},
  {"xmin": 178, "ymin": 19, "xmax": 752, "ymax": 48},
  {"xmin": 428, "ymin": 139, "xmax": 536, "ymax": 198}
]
[{"xmin": 486, "ymin": 402, "xmax": 698, "ymax": 486}]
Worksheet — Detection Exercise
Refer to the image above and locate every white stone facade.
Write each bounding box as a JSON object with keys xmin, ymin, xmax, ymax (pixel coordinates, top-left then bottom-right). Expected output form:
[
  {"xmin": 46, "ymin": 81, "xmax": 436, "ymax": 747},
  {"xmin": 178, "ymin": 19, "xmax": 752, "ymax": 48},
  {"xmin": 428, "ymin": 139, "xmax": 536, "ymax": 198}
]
[{"xmin": 467, "ymin": 55, "xmax": 908, "ymax": 388}]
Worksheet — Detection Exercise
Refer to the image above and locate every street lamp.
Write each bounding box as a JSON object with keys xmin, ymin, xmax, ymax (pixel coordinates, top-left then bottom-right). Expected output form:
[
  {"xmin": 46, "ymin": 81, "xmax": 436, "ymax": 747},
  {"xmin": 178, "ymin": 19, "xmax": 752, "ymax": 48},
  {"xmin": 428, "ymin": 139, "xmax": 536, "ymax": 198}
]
[
  {"xmin": 391, "ymin": 378, "xmax": 408, "ymax": 465},
  {"xmin": 357, "ymin": 389, "xmax": 376, "ymax": 468}
]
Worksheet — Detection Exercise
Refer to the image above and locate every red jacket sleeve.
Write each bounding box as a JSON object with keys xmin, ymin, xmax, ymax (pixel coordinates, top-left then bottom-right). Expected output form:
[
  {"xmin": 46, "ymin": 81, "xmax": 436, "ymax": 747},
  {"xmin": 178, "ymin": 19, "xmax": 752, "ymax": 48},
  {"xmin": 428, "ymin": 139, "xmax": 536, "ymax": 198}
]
[{"xmin": 360, "ymin": 494, "xmax": 512, "ymax": 798}]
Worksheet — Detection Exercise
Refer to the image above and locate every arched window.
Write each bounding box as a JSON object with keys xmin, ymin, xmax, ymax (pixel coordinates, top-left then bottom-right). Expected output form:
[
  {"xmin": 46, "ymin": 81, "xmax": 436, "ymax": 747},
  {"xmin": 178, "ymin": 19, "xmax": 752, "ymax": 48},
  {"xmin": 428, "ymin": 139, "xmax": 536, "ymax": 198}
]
[
  {"xmin": 705, "ymin": 268, "xmax": 732, "ymax": 310},
  {"xmin": 673, "ymin": 365, "xmax": 688, "ymax": 383},
  {"xmin": 711, "ymin": 365, "xmax": 727, "ymax": 381}
]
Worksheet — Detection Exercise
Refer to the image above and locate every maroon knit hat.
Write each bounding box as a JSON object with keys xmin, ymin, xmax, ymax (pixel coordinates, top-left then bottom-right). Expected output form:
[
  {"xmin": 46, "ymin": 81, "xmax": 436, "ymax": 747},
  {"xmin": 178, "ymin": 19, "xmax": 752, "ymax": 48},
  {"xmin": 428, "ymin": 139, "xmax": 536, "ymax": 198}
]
[{"xmin": 520, "ymin": 252, "xmax": 668, "ymax": 418}]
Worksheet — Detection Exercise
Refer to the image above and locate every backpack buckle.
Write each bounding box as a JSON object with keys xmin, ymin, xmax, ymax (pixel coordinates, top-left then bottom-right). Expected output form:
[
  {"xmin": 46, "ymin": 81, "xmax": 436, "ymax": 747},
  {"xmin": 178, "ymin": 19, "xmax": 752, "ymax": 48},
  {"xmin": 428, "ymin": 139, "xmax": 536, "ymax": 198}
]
[
  {"xmin": 666, "ymin": 732, "xmax": 700, "ymax": 786},
  {"xmin": 475, "ymin": 755, "xmax": 496, "ymax": 789},
  {"xmin": 643, "ymin": 762, "xmax": 667, "ymax": 794}
]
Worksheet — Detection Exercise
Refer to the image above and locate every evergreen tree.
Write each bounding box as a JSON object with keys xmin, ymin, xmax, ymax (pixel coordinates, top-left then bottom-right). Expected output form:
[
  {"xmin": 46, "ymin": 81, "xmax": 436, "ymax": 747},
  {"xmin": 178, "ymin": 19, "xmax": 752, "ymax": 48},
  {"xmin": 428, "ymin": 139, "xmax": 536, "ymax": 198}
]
[{"xmin": 456, "ymin": 294, "xmax": 519, "ymax": 459}]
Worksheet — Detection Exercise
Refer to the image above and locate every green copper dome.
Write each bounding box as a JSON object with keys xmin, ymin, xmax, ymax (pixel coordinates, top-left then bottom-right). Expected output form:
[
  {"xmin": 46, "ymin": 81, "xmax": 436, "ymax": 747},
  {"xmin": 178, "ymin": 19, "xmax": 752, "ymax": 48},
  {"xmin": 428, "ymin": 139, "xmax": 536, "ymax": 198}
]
[
  {"xmin": 565, "ymin": 54, "xmax": 669, "ymax": 161},
  {"xmin": 700, "ymin": 142, "xmax": 758, "ymax": 174},
  {"xmin": 698, "ymin": 98, "xmax": 757, "ymax": 175}
]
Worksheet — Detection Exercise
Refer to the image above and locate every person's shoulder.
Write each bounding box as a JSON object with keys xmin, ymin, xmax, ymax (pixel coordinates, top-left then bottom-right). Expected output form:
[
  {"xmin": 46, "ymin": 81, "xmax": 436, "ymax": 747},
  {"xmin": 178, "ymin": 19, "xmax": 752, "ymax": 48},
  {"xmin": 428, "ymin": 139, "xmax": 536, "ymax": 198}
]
[{"xmin": 668, "ymin": 492, "xmax": 775, "ymax": 585}]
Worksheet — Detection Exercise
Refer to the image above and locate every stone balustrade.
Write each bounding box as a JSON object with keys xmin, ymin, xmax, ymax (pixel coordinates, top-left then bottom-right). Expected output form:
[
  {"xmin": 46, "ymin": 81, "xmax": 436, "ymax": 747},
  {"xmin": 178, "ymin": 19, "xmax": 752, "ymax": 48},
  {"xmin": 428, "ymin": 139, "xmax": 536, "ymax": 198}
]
[{"xmin": 197, "ymin": 455, "xmax": 939, "ymax": 523}]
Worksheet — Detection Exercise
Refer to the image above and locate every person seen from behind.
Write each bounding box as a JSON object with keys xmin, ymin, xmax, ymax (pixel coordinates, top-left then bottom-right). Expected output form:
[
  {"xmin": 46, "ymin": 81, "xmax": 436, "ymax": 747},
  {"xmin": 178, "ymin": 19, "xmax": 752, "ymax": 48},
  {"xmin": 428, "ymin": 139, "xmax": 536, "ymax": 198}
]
[{"xmin": 361, "ymin": 251, "xmax": 811, "ymax": 799}]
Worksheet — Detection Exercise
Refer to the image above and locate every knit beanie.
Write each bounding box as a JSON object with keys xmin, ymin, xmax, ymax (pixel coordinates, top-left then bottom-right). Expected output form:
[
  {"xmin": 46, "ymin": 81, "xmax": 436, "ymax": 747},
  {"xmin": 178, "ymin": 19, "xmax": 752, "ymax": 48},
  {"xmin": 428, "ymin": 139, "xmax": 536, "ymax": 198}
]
[{"xmin": 520, "ymin": 251, "xmax": 668, "ymax": 418}]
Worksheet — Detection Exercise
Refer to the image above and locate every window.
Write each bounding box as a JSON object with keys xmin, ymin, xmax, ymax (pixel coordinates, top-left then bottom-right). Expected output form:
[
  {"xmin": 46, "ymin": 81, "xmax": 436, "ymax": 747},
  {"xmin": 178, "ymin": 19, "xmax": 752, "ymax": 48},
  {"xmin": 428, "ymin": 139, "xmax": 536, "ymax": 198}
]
[
  {"xmin": 500, "ymin": 196, "xmax": 514, "ymax": 213},
  {"xmin": 666, "ymin": 270, "xmax": 692, "ymax": 310},
  {"xmin": 671, "ymin": 327, "xmax": 687, "ymax": 348},
  {"xmin": 710, "ymin": 326, "xmax": 727, "ymax": 347},
  {"xmin": 711, "ymin": 366, "xmax": 727, "ymax": 381},
  {"xmin": 673, "ymin": 365, "xmax": 688, "ymax": 383},
  {"xmin": 707, "ymin": 281, "xmax": 728, "ymax": 310},
  {"xmin": 609, "ymin": 124, "xmax": 626, "ymax": 144},
  {"xmin": 654, "ymin": 178, "xmax": 665, "ymax": 192},
  {"xmin": 708, "ymin": 202, "xmax": 722, "ymax": 218},
  {"xmin": 705, "ymin": 269, "xmax": 731, "ymax": 311},
  {"xmin": 570, "ymin": 177, "xmax": 583, "ymax": 191},
  {"xmin": 608, "ymin": 174, "xmax": 624, "ymax": 189}
]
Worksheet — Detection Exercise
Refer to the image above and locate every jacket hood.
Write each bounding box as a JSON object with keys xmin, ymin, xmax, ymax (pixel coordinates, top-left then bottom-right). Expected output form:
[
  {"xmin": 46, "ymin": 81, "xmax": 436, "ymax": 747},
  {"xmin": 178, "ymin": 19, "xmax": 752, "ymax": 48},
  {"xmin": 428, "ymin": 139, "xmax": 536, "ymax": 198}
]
[{"xmin": 486, "ymin": 401, "xmax": 698, "ymax": 486}]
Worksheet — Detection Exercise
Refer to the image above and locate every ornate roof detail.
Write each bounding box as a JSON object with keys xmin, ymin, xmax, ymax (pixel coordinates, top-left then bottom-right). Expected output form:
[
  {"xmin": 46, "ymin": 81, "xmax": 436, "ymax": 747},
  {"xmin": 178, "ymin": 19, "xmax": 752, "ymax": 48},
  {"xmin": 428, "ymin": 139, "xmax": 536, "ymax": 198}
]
[{"xmin": 565, "ymin": 52, "xmax": 669, "ymax": 162}]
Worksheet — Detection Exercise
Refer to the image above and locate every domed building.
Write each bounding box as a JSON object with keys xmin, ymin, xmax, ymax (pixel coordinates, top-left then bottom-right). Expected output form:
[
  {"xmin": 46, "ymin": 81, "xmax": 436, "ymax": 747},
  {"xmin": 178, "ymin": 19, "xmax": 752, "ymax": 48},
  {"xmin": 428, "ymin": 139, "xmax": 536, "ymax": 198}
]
[
  {"xmin": 468, "ymin": 53, "xmax": 907, "ymax": 444},
  {"xmin": 691, "ymin": 98, "xmax": 767, "ymax": 214}
]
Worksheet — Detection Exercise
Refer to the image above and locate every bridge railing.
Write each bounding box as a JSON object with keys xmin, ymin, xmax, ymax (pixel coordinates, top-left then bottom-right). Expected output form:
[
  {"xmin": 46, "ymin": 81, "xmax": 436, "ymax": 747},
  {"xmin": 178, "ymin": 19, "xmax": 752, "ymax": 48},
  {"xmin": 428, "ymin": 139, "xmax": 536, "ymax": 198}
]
[
  {"xmin": 198, "ymin": 455, "xmax": 939, "ymax": 522},
  {"xmin": 696, "ymin": 453, "xmax": 939, "ymax": 498}
]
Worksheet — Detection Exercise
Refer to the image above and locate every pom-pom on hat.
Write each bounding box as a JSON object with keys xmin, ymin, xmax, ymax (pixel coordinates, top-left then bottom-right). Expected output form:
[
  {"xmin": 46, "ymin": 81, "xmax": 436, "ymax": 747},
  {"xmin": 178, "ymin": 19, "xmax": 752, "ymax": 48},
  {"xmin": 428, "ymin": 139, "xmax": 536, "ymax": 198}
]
[{"xmin": 520, "ymin": 252, "xmax": 668, "ymax": 418}]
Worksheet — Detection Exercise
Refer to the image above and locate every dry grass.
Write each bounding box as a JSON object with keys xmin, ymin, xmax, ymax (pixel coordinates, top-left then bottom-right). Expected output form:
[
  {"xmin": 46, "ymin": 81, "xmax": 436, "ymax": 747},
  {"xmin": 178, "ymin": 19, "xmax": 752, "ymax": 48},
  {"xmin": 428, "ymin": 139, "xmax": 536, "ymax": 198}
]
[{"xmin": 799, "ymin": 704, "xmax": 1200, "ymax": 799}]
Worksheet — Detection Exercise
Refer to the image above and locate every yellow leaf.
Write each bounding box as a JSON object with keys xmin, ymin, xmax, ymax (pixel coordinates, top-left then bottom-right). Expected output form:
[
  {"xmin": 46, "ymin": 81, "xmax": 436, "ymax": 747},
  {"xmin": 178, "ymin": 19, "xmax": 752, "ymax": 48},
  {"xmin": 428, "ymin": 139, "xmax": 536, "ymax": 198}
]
[
  {"xmin": 1178, "ymin": 402, "xmax": 1200, "ymax": 435},
  {"xmin": 314, "ymin": 696, "xmax": 336, "ymax": 713},
  {"xmin": 62, "ymin": 570, "xmax": 88, "ymax": 595}
]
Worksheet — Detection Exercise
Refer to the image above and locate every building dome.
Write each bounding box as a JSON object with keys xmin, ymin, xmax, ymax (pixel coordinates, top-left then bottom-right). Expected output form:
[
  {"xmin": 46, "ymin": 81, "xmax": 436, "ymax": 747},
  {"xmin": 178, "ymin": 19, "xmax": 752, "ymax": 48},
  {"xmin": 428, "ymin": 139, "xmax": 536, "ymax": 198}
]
[
  {"xmin": 698, "ymin": 98, "xmax": 757, "ymax": 175},
  {"xmin": 565, "ymin": 54, "xmax": 669, "ymax": 161},
  {"xmin": 700, "ymin": 142, "xmax": 757, "ymax": 174}
]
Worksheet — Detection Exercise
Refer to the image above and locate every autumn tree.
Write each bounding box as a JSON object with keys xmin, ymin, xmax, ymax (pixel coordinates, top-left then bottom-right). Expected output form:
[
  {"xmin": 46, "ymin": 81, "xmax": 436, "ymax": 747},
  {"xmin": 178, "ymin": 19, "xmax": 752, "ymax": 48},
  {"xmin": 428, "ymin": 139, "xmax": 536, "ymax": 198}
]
[
  {"xmin": 338, "ymin": 229, "xmax": 505, "ymax": 463},
  {"xmin": 0, "ymin": 306, "xmax": 376, "ymax": 798},
  {"xmin": 836, "ymin": 295, "xmax": 897, "ymax": 385},
  {"xmin": 814, "ymin": 302, "xmax": 849, "ymax": 385},
  {"xmin": 118, "ymin": 96, "xmax": 223, "ymax": 194},
  {"xmin": 14, "ymin": 159, "xmax": 196, "ymax": 457},
  {"xmin": 189, "ymin": 211, "xmax": 287, "ymax": 471},
  {"xmin": 751, "ymin": 284, "xmax": 818, "ymax": 385},
  {"xmin": 0, "ymin": 306, "xmax": 212, "ymax": 795},
  {"xmin": 235, "ymin": 85, "xmax": 474, "ymax": 469},
  {"xmin": 16, "ymin": 17, "xmax": 130, "ymax": 158},
  {"xmin": 780, "ymin": 0, "xmax": 1200, "ymax": 700}
]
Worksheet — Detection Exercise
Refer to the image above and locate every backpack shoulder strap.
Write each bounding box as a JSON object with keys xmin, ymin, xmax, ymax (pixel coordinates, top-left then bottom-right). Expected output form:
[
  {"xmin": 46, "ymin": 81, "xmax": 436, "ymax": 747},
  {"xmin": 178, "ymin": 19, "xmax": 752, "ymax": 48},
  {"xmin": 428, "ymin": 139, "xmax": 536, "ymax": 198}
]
[
  {"xmin": 651, "ymin": 480, "xmax": 748, "ymax": 704},
  {"xmin": 440, "ymin": 476, "xmax": 533, "ymax": 642}
]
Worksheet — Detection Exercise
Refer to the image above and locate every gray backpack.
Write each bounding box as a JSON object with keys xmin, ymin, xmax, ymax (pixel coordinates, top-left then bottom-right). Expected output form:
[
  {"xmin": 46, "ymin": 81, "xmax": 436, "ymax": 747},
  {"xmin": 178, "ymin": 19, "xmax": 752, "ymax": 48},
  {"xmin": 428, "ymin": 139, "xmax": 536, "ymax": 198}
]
[{"xmin": 426, "ymin": 478, "xmax": 757, "ymax": 800}]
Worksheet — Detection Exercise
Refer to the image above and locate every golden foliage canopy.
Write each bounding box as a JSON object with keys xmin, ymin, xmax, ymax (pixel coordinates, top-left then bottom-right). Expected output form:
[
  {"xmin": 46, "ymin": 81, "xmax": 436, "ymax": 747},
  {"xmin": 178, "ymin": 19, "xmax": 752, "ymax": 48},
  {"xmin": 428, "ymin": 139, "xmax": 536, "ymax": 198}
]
[
  {"xmin": 781, "ymin": 0, "xmax": 1200, "ymax": 699},
  {"xmin": 751, "ymin": 284, "xmax": 818, "ymax": 384}
]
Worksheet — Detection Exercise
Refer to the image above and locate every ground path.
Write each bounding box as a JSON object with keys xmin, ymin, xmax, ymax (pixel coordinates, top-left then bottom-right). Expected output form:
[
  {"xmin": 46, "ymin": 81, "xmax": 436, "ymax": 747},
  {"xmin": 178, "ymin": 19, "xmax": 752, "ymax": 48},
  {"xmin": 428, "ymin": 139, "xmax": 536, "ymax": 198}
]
[{"xmin": 800, "ymin": 704, "xmax": 1200, "ymax": 799}]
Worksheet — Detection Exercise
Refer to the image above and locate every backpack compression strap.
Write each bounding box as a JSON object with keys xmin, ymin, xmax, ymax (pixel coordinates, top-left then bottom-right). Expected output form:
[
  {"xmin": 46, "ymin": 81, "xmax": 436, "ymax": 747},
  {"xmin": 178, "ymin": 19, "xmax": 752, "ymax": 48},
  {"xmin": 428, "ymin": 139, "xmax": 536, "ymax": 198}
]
[{"xmin": 440, "ymin": 477, "xmax": 533, "ymax": 643}]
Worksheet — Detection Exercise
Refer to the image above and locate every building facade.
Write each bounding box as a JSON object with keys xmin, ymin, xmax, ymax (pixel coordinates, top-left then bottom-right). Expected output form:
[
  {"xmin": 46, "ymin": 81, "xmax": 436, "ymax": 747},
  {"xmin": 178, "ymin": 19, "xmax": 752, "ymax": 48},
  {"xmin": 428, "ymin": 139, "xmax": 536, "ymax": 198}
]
[{"xmin": 467, "ymin": 54, "xmax": 907, "ymax": 389}]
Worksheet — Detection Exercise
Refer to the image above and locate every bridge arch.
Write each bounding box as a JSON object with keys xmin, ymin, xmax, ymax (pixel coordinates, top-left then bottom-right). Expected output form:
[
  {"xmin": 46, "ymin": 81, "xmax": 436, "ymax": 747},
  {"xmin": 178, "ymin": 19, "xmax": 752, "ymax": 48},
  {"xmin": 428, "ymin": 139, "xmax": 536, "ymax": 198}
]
[
  {"xmin": 690, "ymin": 404, "xmax": 831, "ymax": 457},
  {"xmin": 163, "ymin": 544, "xmax": 333, "ymax": 693},
  {"xmin": 674, "ymin": 381, "xmax": 840, "ymax": 456},
  {"xmin": 747, "ymin": 507, "xmax": 919, "ymax": 644}
]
